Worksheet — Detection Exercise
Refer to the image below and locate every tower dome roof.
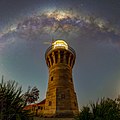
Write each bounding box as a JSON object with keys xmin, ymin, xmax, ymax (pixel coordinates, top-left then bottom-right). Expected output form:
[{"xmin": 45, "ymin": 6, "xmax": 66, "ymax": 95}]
[{"xmin": 52, "ymin": 40, "xmax": 68, "ymax": 50}]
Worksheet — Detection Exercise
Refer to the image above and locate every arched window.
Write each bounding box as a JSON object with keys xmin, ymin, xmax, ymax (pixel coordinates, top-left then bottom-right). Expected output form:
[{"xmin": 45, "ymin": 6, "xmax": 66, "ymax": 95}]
[
  {"xmin": 51, "ymin": 77, "xmax": 53, "ymax": 81},
  {"xmin": 55, "ymin": 51, "xmax": 58, "ymax": 63},
  {"xmin": 49, "ymin": 101, "xmax": 52, "ymax": 106},
  {"xmin": 60, "ymin": 51, "xmax": 64, "ymax": 63},
  {"xmin": 74, "ymin": 102, "xmax": 77, "ymax": 106},
  {"xmin": 50, "ymin": 54, "xmax": 53, "ymax": 65},
  {"xmin": 66, "ymin": 53, "xmax": 70, "ymax": 64}
]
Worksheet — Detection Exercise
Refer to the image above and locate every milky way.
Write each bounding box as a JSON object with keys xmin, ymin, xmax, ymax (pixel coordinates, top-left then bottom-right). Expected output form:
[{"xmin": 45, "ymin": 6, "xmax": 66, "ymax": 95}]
[
  {"xmin": 0, "ymin": 9, "xmax": 120, "ymax": 51},
  {"xmin": 12, "ymin": 9, "xmax": 120, "ymax": 36}
]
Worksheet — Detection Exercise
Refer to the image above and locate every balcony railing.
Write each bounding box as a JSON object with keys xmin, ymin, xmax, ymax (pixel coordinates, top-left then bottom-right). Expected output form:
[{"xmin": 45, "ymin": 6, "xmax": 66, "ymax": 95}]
[{"xmin": 45, "ymin": 45, "xmax": 76, "ymax": 59}]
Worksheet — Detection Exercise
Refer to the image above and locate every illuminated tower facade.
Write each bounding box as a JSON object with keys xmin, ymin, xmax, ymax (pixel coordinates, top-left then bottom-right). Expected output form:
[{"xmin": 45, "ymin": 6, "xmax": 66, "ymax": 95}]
[{"xmin": 44, "ymin": 40, "xmax": 79, "ymax": 117}]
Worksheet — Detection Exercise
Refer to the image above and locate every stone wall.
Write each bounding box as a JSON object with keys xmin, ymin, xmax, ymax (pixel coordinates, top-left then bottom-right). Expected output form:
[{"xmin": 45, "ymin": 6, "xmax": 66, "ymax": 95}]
[{"xmin": 44, "ymin": 43, "xmax": 79, "ymax": 117}]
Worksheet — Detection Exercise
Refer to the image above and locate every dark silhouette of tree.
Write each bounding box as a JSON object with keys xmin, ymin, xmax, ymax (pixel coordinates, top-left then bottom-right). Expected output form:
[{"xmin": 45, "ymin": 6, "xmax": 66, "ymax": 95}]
[
  {"xmin": 75, "ymin": 106, "xmax": 93, "ymax": 120},
  {"xmin": 0, "ymin": 76, "xmax": 33, "ymax": 120},
  {"xmin": 22, "ymin": 86, "xmax": 39, "ymax": 105},
  {"xmin": 75, "ymin": 98, "xmax": 120, "ymax": 120}
]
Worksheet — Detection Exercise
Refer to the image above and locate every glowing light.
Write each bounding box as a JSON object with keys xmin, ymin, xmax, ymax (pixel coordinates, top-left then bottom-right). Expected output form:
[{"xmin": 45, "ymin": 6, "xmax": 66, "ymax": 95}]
[{"xmin": 52, "ymin": 40, "xmax": 68, "ymax": 49}]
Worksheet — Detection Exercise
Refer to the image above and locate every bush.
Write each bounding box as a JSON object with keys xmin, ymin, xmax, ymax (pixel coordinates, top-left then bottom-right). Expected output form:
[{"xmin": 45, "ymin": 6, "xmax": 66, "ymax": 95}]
[
  {"xmin": 0, "ymin": 76, "xmax": 33, "ymax": 120},
  {"xmin": 75, "ymin": 98, "xmax": 120, "ymax": 120}
]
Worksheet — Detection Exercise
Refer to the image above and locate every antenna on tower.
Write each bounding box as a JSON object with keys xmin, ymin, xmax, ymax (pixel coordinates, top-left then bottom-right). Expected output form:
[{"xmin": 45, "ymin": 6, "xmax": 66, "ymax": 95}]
[
  {"xmin": 2, "ymin": 75, "xmax": 4, "ymax": 80},
  {"xmin": 1, "ymin": 75, "xmax": 4, "ymax": 83},
  {"xmin": 43, "ymin": 35, "xmax": 55, "ymax": 46},
  {"xmin": 43, "ymin": 35, "xmax": 57, "ymax": 46},
  {"xmin": 52, "ymin": 36, "xmax": 55, "ymax": 44}
]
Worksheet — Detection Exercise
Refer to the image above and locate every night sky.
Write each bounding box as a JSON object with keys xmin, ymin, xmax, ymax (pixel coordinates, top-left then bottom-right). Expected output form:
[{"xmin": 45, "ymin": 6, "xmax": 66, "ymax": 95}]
[{"xmin": 0, "ymin": 0, "xmax": 120, "ymax": 108}]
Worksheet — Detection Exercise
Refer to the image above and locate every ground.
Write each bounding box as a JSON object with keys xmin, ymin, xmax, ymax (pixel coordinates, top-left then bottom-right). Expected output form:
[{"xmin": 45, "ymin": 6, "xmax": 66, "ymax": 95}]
[{"xmin": 33, "ymin": 117, "xmax": 74, "ymax": 120}]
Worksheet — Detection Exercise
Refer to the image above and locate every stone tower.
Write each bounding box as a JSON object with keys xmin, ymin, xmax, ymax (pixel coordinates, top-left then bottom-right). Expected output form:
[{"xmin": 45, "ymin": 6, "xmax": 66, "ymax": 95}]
[{"xmin": 44, "ymin": 40, "xmax": 79, "ymax": 117}]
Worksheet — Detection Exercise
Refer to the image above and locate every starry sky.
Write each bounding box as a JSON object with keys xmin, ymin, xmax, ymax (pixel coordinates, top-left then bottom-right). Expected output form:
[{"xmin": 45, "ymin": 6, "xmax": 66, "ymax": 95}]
[{"xmin": 0, "ymin": 0, "xmax": 120, "ymax": 108}]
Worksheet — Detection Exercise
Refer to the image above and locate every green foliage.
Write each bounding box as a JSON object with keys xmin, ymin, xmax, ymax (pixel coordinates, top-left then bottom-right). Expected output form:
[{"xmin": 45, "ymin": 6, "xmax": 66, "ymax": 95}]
[
  {"xmin": 75, "ymin": 106, "xmax": 93, "ymax": 120},
  {"xmin": 75, "ymin": 98, "xmax": 120, "ymax": 120},
  {"xmin": 0, "ymin": 76, "xmax": 33, "ymax": 120}
]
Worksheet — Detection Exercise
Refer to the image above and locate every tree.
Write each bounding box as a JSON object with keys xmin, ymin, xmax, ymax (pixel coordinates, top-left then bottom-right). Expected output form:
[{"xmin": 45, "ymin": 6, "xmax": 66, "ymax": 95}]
[
  {"xmin": 0, "ymin": 76, "xmax": 33, "ymax": 120},
  {"xmin": 75, "ymin": 106, "xmax": 93, "ymax": 120},
  {"xmin": 22, "ymin": 86, "xmax": 39, "ymax": 105},
  {"xmin": 75, "ymin": 98, "xmax": 120, "ymax": 120}
]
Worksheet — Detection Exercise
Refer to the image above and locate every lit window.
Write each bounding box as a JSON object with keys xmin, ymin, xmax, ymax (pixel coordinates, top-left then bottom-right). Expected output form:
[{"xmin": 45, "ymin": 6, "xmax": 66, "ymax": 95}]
[{"xmin": 52, "ymin": 40, "xmax": 68, "ymax": 50}]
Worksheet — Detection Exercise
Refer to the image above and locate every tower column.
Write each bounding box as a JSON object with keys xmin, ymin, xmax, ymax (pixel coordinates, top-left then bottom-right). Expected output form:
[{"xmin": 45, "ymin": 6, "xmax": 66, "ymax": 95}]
[
  {"xmin": 52, "ymin": 52, "xmax": 56, "ymax": 65},
  {"xmin": 48, "ymin": 56, "xmax": 52, "ymax": 67},
  {"xmin": 63, "ymin": 51, "xmax": 66, "ymax": 63},
  {"xmin": 71, "ymin": 58, "xmax": 75, "ymax": 68},
  {"xmin": 68, "ymin": 54, "xmax": 72, "ymax": 66}
]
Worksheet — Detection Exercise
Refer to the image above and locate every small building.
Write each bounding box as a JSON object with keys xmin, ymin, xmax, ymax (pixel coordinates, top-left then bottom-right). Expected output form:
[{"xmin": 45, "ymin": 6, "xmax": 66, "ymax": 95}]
[
  {"xmin": 36, "ymin": 99, "xmax": 46, "ymax": 116},
  {"xmin": 24, "ymin": 99, "xmax": 46, "ymax": 116}
]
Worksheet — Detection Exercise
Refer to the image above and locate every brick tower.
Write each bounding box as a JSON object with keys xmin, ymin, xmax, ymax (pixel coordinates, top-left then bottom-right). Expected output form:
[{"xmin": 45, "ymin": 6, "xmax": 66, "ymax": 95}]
[{"xmin": 44, "ymin": 40, "xmax": 79, "ymax": 117}]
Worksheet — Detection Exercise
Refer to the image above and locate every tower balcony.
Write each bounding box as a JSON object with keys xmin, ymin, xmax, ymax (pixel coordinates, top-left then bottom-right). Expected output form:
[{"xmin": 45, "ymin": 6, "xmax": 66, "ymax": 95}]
[
  {"xmin": 45, "ymin": 44, "xmax": 76, "ymax": 59},
  {"xmin": 45, "ymin": 40, "xmax": 76, "ymax": 68}
]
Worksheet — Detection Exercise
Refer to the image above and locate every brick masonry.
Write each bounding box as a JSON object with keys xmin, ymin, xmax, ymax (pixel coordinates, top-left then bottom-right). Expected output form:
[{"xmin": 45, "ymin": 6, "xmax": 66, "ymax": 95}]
[{"xmin": 44, "ymin": 40, "xmax": 79, "ymax": 117}]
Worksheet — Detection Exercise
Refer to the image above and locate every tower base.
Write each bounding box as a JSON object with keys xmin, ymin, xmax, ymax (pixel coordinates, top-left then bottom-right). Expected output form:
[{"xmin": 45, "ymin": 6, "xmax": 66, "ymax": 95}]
[{"xmin": 43, "ymin": 110, "xmax": 79, "ymax": 118}]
